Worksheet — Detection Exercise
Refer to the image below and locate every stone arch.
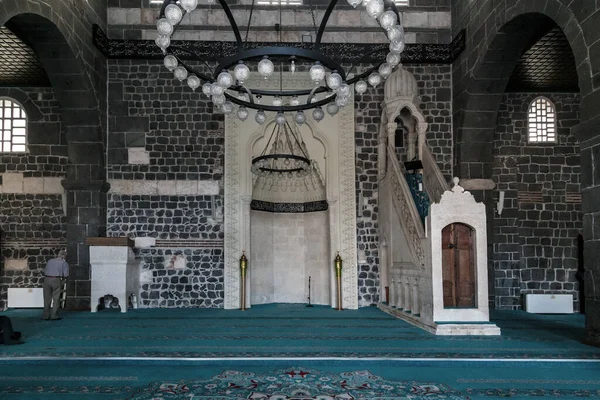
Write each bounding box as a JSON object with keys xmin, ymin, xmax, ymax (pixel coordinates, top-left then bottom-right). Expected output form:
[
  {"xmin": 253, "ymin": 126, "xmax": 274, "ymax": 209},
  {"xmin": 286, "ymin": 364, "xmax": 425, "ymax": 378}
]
[
  {"xmin": 0, "ymin": 88, "xmax": 43, "ymax": 122},
  {"xmin": 1, "ymin": 4, "xmax": 107, "ymax": 310}
]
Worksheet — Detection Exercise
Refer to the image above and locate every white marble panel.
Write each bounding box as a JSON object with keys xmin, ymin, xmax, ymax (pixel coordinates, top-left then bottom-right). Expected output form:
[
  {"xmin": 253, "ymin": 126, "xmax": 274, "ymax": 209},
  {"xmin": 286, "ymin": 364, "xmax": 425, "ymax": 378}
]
[
  {"xmin": 128, "ymin": 148, "xmax": 150, "ymax": 165},
  {"xmin": 23, "ymin": 177, "xmax": 45, "ymax": 194},
  {"xmin": 44, "ymin": 177, "xmax": 64, "ymax": 194},
  {"xmin": 5, "ymin": 259, "xmax": 28, "ymax": 270},
  {"xmin": 1, "ymin": 173, "xmax": 23, "ymax": 193}
]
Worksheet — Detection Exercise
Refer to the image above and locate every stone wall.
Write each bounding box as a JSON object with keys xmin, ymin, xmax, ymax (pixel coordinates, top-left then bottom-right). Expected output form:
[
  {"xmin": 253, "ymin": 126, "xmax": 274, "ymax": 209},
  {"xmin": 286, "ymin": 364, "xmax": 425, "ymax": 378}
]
[
  {"xmin": 107, "ymin": 1, "xmax": 451, "ymax": 44},
  {"xmin": 0, "ymin": 87, "xmax": 69, "ymax": 310},
  {"xmin": 492, "ymin": 92, "xmax": 582, "ymax": 310}
]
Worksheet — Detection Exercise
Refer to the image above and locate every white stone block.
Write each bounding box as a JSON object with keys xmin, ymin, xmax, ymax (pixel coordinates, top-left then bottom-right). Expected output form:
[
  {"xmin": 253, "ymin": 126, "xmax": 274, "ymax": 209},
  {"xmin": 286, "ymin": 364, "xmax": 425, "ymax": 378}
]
[
  {"xmin": 198, "ymin": 180, "xmax": 220, "ymax": 195},
  {"xmin": 176, "ymin": 180, "xmax": 197, "ymax": 195},
  {"xmin": 336, "ymin": 10, "xmax": 361, "ymax": 26},
  {"xmin": 134, "ymin": 237, "xmax": 156, "ymax": 248},
  {"xmin": 5, "ymin": 259, "xmax": 28, "ymax": 270},
  {"xmin": 23, "ymin": 177, "xmax": 45, "ymax": 194},
  {"xmin": 44, "ymin": 177, "xmax": 64, "ymax": 194},
  {"xmin": 109, "ymin": 180, "xmax": 133, "ymax": 194},
  {"xmin": 2, "ymin": 173, "xmax": 24, "ymax": 193},
  {"xmin": 133, "ymin": 181, "xmax": 158, "ymax": 195},
  {"xmin": 125, "ymin": 8, "xmax": 141, "ymax": 24},
  {"xmin": 428, "ymin": 12, "xmax": 451, "ymax": 29},
  {"xmin": 157, "ymin": 180, "xmax": 177, "ymax": 196},
  {"xmin": 128, "ymin": 147, "xmax": 150, "ymax": 165},
  {"xmin": 108, "ymin": 8, "xmax": 128, "ymax": 25},
  {"xmin": 403, "ymin": 12, "xmax": 429, "ymax": 28}
]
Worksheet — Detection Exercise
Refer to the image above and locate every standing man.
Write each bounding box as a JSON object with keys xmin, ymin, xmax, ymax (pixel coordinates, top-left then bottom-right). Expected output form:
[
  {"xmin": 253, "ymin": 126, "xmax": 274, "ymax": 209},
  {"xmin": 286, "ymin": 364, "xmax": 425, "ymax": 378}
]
[{"xmin": 42, "ymin": 249, "xmax": 69, "ymax": 321}]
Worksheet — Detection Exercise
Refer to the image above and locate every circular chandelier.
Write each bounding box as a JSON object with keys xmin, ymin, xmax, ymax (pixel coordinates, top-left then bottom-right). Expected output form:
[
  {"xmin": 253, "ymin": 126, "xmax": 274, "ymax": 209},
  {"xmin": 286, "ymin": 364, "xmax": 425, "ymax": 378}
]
[{"xmin": 155, "ymin": 0, "xmax": 405, "ymax": 125}]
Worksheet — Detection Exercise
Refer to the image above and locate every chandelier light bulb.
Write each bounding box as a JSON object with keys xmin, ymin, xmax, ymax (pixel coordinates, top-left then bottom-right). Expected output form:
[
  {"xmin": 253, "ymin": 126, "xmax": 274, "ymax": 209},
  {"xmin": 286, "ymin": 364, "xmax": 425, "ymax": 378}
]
[
  {"xmin": 378, "ymin": 63, "xmax": 392, "ymax": 79},
  {"xmin": 386, "ymin": 52, "xmax": 401, "ymax": 66},
  {"xmin": 211, "ymin": 83, "xmax": 224, "ymax": 96},
  {"xmin": 202, "ymin": 82, "xmax": 212, "ymax": 96},
  {"xmin": 295, "ymin": 111, "xmax": 306, "ymax": 125},
  {"xmin": 258, "ymin": 56, "xmax": 275, "ymax": 79},
  {"xmin": 165, "ymin": 3, "xmax": 183, "ymax": 24},
  {"xmin": 238, "ymin": 92, "xmax": 249, "ymax": 102},
  {"xmin": 312, "ymin": 107, "xmax": 325, "ymax": 122},
  {"xmin": 366, "ymin": 0, "xmax": 385, "ymax": 19},
  {"xmin": 368, "ymin": 72, "xmax": 382, "ymax": 87},
  {"xmin": 187, "ymin": 74, "xmax": 200, "ymax": 91},
  {"xmin": 255, "ymin": 110, "xmax": 266, "ymax": 125},
  {"xmin": 155, "ymin": 35, "xmax": 170, "ymax": 51},
  {"xmin": 212, "ymin": 94, "xmax": 225, "ymax": 106},
  {"xmin": 156, "ymin": 18, "xmax": 174, "ymax": 36},
  {"xmin": 237, "ymin": 106, "xmax": 249, "ymax": 121},
  {"xmin": 180, "ymin": 0, "xmax": 198, "ymax": 13},
  {"xmin": 233, "ymin": 62, "xmax": 250, "ymax": 84},
  {"xmin": 327, "ymin": 71, "xmax": 343, "ymax": 90},
  {"xmin": 387, "ymin": 25, "xmax": 404, "ymax": 43},
  {"xmin": 379, "ymin": 10, "xmax": 397, "ymax": 30},
  {"xmin": 222, "ymin": 101, "xmax": 234, "ymax": 114},
  {"xmin": 290, "ymin": 96, "xmax": 300, "ymax": 106},
  {"xmin": 174, "ymin": 66, "xmax": 188, "ymax": 81},
  {"xmin": 390, "ymin": 40, "xmax": 406, "ymax": 54},
  {"xmin": 355, "ymin": 80, "xmax": 368, "ymax": 94},
  {"xmin": 164, "ymin": 55, "xmax": 178, "ymax": 71},
  {"xmin": 346, "ymin": 0, "xmax": 363, "ymax": 8},
  {"xmin": 275, "ymin": 112, "xmax": 286, "ymax": 125},
  {"xmin": 272, "ymin": 96, "xmax": 283, "ymax": 107},
  {"xmin": 335, "ymin": 96, "xmax": 349, "ymax": 107},
  {"xmin": 326, "ymin": 102, "xmax": 339, "ymax": 116},
  {"xmin": 217, "ymin": 70, "xmax": 234, "ymax": 88},
  {"xmin": 309, "ymin": 62, "xmax": 326, "ymax": 85},
  {"xmin": 337, "ymin": 83, "xmax": 351, "ymax": 98}
]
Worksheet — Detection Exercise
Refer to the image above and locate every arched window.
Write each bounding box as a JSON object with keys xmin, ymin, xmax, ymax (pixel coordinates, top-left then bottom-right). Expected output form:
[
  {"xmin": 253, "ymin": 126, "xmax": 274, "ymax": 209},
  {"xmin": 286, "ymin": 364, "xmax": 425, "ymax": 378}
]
[
  {"xmin": 0, "ymin": 98, "xmax": 27, "ymax": 152},
  {"xmin": 528, "ymin": 96, "xmax": 556, "ymax": 143}
]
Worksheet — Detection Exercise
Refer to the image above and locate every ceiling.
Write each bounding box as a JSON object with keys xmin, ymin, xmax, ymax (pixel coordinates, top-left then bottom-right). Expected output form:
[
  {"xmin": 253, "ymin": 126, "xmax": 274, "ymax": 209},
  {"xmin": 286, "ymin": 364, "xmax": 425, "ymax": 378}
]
[
  {"xmin": 506, "ymin": 26, "xmax": 579, "ymax": 93},
  {"xmin": 0, "ymin": 26, "xmax": 50, "ymax": 87}
]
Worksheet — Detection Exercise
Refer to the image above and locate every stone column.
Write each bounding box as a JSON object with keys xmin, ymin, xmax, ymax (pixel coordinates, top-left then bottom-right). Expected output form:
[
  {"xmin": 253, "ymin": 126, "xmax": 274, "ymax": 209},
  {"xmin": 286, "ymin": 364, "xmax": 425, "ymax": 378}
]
[
  {"xmin": 412, "ymin": 276, "xmax": 420, "ymax": 316},
  {"xmin": 395, "ymin": 276, "xmax": 403, "ymax": 309},
  {"xmin": 417, "ymin": 121, "xmax": 428, "ymax": 161},
  {"xmin": 61, "ymin": 180, "xmax": 110, "ymax": 310},
  {"xmin": 404, "ymin": 277, "xmax": 411, "ymax": 313},
  {"xmin": 378, "ymin": 133, "xmax": 388, "ymax": 180}
]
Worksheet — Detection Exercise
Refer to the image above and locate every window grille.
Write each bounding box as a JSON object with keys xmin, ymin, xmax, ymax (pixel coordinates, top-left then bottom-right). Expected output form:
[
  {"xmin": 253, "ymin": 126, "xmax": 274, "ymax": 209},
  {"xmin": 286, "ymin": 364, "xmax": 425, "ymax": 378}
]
[
  {"xmin": 0, "ymin": 99, "xmax": 27, "ymax": 152},
  {"xmin": 528, "ymin": 96, "xmax": 556, "ymax": 143},
  {"xmin": 257, "ymin": 0, "xmax": 302, "ymax": 5}
]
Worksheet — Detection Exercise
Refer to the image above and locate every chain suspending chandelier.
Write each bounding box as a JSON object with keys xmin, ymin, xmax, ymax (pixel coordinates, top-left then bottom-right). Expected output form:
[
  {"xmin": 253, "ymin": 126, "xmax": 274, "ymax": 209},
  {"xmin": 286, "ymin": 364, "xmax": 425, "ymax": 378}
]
[{"xmin": 155, "ymin": 0, "xmax": 405, "ymax": 125}]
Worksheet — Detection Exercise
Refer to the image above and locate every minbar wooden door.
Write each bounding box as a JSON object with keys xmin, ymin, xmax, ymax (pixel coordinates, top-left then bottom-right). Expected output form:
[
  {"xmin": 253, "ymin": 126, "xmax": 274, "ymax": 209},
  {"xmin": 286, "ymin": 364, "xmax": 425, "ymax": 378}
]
[{"xmin": 442, "ymin": 223, "xmax": 476, "ymax": 308}]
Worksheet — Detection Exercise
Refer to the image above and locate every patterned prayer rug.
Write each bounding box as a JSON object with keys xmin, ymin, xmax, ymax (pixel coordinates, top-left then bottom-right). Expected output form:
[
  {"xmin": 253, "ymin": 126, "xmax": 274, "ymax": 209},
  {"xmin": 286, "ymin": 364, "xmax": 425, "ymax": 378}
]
[{"xmin": 127, "ymin": 367, "xmax": 467, "ymax": 399}]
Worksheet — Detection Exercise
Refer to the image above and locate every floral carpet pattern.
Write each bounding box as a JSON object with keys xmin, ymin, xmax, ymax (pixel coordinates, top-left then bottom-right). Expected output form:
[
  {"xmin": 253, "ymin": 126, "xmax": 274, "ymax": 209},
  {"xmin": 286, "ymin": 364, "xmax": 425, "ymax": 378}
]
[{"xmin": 128, "ymin": 368, "xmax": 467, "ymax": 399}]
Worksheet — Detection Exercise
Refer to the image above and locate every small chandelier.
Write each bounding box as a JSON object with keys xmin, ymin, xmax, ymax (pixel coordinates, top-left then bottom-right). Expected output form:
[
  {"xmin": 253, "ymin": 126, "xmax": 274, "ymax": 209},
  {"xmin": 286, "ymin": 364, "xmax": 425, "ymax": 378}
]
[
  {"xmin": 155, "ymin": 0, "xmax": 405, "ymax": 123},
  {"xmin": 250, "ymin": 116, "xmax": 311, "ymax": 178}
]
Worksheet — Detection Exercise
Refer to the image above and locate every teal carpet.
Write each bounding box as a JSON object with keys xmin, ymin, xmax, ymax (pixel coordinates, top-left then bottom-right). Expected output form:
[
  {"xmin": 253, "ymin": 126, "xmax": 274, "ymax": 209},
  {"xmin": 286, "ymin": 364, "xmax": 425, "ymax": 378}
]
[{"xmin": 0, "ymin": 304, "xmax": 599, "ymax": 399}]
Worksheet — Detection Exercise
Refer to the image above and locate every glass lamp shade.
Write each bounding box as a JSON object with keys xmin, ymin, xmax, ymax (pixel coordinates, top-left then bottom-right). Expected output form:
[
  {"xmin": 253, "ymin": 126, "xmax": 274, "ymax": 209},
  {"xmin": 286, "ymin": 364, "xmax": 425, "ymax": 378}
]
[
  {"xmin": 164, "ymin": 55, "xmax": 178, "ymax": 71},
  {"xmin": 202, "ymin": 83, "xmax": 212, "ymax": 96},
  {"xmin": 275, "ymin": 112, "xmax": 286, "ymax": 125},
  {"xmin": 326, "ymin": 102, "xmax": 339, "ymax": 116},
  {"xmin": 355, "ymin": 80, "xmax": 368, "ymax": 94},
  {"xmin": 368, "ymin": 72, "xmax": 382, "ymax": 87},
  {"xmin": 217, "ymin": 71, "xmax": 234, "ymax": 88},
  {"xmin": 165, "ymin": 4, "xmax": 183, "ymax": 24},
  {"xmin": 386, "ymin": 52, "xmax": 401, "ymax": 66},
  {"xmin": 290, "ymin": 96, "xmax": 300, "ymax": 106},
  {"xmin": 255, "ymin": 110, "xmax": 266, "ymax": 125},
  {"xmin": 312, "ymin": 107, "xmax": 325, "ymax": 122},
  {"xmin": 335, "ymin": 96, "xmax": 349, "ymax": 107},
  {"xmin": 210, "ymin": 84, "xmax": 224, "ymax": 96},
  {"xmin": 258, "ymin": 56, "xmax": 275, "ymax": 79},
  {"xmin": 221, "ymin": 101, "xmax": 234, "ymax": 114},
  {"xmin": 390, "ymin": 40, "xmax": 406, "ymax": 54},
  {"xmin": 187, "ymin": 75, "xmax": 201, "ymax": 91},
  {"xmin": 337, "ymin": 83, "xmax": 351, "ymax": 98},
  {"xmin": 180, "ymin": 0, "xmax": 198, "ymax": 13},
  {"xmin": 347, "ymin": 0, "xmax": 362, "ymax": 8},
  {"xmin": 387, "ymin": 25, "xmax": 404, "ymax": 43},
  {"xmin": 212, "ymin": 94, "xmax": 225, "ymax": 106},
  {"xmin": 174, "ymin": 66, "xmax": 188, "ymax": 81},
  {"xmin": 157, "ymin": 18, "xmax": 174, "ymax": 36},
  {"xmin": 272, "ymin": 96, "xmax": 283, "ymax": 107},
  {"xmin": 295, "ymin": 111, "xmax": 306, "ymax": 125},
  {"xmin": 379, "ymin": 10, "xmax": 397, "ymax": 30},
  {"xmin": 155, "ymin": 35, "xmax": 170, "ymax": 51},
  {"xmin": 327, "ymin": 71, "xmax": 343, "ymax": 90},
  {"xmin": 237, "ymin": 106, "xmax": 249, "ymax": 121},
  {"xmin": 366, "ymin": 0, "xmax": 385, "ymax": 19},
  {"xmin": 309, "ymin": 62, "xmax": 326, "ymax": 85},
  {"xmin": 233, "ymin": 62, "xmax": 250, "ymax": 84},
  {"xmin": 378, "ymin": 63, "xmax": 392, "ymax": 79}
]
